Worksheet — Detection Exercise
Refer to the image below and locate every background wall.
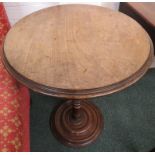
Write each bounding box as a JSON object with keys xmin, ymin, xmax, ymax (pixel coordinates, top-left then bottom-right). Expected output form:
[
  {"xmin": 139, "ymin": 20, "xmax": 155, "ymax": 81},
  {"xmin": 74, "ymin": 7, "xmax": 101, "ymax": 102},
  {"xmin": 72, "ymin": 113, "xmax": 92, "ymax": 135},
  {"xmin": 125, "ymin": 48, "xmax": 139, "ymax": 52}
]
[{"xmin": 4, "ymin": 2, "xmax": 120, "ymax": 26}]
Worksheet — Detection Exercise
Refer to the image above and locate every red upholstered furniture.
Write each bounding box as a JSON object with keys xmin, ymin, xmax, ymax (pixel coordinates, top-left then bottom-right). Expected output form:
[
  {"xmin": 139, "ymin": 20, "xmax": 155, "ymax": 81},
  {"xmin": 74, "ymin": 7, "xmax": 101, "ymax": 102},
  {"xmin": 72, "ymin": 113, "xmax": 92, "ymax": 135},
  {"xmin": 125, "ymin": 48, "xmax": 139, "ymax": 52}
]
[{"xmin": 0, "ymin": 3, "xmax": 30, "ymax": 152}]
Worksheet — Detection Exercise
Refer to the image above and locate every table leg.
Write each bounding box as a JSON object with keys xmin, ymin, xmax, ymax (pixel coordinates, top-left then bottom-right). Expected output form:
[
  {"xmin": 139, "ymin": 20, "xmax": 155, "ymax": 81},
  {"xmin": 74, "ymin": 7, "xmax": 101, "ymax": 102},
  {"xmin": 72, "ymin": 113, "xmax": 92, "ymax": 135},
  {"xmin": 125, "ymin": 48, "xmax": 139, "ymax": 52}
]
[{"xmin": 51, "ymin": 99, "xmax": 103, "ymax": 147}]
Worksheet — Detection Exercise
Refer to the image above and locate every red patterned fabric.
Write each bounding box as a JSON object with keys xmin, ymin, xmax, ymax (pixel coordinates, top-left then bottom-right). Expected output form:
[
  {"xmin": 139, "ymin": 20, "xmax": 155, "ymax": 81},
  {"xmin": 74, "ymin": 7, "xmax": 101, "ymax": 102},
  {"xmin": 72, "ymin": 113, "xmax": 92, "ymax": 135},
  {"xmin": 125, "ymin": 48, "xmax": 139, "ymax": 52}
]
[
  {"xmin": 0, "ymin": 3, "xmax": 10, "ymax": 45},
  {"xmin": 0, "ymin": 3, "xmax": 30, "ymax": 152}
]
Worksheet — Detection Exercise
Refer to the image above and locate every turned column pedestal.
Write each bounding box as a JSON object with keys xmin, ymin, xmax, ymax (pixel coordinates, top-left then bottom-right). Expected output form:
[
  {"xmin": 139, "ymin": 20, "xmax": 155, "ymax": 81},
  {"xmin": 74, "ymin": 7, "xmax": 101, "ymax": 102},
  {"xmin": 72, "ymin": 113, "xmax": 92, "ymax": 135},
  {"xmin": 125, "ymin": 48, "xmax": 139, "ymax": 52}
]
[
  {"xmin": 2, "ymin": 4, "xmax": 153, "ymax": 148},
  {"xmin": 51, "ymin": 100, "xmax": 103, "ymax": 147}
]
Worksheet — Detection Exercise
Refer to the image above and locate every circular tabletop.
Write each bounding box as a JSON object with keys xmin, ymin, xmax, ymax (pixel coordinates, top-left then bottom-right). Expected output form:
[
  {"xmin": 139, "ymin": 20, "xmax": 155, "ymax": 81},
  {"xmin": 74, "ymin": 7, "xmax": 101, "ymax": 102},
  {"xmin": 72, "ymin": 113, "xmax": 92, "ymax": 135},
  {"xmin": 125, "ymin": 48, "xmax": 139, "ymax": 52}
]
[{"xmin": 2, "ymin": 4, "xmax": 154, "ymax": 99}]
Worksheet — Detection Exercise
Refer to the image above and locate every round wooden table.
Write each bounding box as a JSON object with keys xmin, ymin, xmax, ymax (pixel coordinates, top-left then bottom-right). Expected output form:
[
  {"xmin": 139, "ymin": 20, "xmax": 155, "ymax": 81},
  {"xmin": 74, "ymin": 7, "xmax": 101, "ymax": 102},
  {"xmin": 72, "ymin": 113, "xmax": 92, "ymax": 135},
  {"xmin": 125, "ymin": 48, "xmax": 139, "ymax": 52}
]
[{"xmin": 2, "ymin": 4, "xmax": 154, "ymax": 147}]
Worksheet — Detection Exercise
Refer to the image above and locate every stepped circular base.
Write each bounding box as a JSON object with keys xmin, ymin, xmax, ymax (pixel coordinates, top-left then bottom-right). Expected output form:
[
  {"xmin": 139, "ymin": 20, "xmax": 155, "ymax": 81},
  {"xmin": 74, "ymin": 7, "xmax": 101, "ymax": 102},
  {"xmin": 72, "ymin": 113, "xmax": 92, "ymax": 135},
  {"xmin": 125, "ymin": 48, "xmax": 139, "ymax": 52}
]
[{"xmin": 51, "ymin": 100, "xmax": 103, "ymax": 147}]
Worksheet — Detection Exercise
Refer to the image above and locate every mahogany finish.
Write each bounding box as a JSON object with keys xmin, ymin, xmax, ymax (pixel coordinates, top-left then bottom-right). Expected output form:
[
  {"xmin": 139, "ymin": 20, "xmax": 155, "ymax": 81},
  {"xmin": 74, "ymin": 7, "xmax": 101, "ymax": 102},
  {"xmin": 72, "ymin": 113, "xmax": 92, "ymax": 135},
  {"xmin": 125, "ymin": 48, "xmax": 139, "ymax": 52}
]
[
  {"xmin": 3, "ymin": 4, "xmax": 154, "ymax": 99},
  {"xmin": 51, "ymin": 100, "xmax": 103, "ymax": 147},
  {"xmin": 2, "ymin": 4, "xmax": 154, "ymax": 147}
]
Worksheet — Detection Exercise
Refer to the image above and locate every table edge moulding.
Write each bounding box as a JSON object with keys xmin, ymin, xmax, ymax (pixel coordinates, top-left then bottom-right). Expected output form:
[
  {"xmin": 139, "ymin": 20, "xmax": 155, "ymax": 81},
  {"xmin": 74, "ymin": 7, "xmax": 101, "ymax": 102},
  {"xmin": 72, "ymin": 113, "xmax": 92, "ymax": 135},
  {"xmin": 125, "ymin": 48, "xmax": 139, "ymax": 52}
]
[
  {"xmin": 1, "ymin": 4, "xmax": 154, "ymax": 147},
  {"xmin": 1, "ymin": 41, "xmax": 154, "ymax": 99}
]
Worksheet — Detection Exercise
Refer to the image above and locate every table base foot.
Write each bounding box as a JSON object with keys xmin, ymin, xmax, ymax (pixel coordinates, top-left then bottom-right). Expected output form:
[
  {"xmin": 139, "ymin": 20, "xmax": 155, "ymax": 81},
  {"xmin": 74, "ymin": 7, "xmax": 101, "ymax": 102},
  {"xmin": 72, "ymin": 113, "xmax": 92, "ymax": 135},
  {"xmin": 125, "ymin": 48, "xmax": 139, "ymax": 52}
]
[{"xmin": 51, "ymin": 99, "xmax": 103, "ymax": 147}]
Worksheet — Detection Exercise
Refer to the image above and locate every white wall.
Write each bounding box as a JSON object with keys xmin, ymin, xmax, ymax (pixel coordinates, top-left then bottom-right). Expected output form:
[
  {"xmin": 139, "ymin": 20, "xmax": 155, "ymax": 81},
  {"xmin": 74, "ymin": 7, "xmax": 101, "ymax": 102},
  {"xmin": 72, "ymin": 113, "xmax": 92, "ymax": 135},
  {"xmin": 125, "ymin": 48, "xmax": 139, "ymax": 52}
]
[{"xmin": 4, "ymin": 2, "xmax": 120, "ymax": 26}]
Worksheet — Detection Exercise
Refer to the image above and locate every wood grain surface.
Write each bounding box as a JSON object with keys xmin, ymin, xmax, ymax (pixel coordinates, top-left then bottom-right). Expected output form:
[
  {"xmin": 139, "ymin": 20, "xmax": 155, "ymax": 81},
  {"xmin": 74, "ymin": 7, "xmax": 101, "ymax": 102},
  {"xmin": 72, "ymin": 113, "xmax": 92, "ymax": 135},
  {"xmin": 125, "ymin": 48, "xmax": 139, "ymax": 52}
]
[{"xmin": 2, "ymin": 4, "xmax": 154, "ymax": 98}]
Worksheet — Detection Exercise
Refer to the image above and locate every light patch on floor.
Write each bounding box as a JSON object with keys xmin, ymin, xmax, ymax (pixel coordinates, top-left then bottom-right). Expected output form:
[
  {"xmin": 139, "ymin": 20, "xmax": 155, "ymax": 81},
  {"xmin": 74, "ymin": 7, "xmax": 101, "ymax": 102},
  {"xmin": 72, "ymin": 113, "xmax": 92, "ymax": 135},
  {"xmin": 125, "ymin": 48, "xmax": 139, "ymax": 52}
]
[{"xmin": 150, "ymin": 57, "xmax": 155, "ymax": 68}]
